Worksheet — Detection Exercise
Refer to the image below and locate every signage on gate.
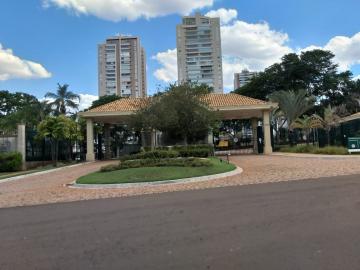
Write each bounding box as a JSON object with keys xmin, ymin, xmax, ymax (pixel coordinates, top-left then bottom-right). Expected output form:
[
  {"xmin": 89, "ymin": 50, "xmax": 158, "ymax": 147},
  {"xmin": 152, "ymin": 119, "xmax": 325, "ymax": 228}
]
[{"xmin": 348, "ymin": 137, "xmax": 360, "ymax": 153}]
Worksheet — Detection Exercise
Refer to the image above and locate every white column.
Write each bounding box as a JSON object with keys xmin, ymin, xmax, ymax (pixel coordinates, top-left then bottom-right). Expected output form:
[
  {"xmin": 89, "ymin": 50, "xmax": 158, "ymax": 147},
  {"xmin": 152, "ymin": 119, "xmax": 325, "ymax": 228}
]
[
  {"xmin": 251, "ymin": 119, "xmax": 258, "ymax": 154},
  {"xmin": 86, "ymin": 119, "xmax": 95, "ymax": 161},
  {"xmin": 263, "ymin": 110, "xmax": 273, "ymax": 154},
  {"xmin": 151, "ymin": 129, "xmax": 156, "ymax": 150},
  {"xmin": 207, "ymin": 130, "xmax": 214, "ymax": 145},
  {"xmin": 104, "ymin": 123, "xmax": 111, "ymax": 159},
  {"xmin": 17, "ymin": 124, "xmax": 26, "ymax": 170}
]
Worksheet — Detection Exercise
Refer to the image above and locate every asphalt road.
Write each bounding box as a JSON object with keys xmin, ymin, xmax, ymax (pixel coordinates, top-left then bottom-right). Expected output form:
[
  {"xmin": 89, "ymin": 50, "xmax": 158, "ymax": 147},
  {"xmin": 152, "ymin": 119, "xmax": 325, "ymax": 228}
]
[{"xmin": 1, "ymin": 174, "xmax": 360, "ymax": 270}]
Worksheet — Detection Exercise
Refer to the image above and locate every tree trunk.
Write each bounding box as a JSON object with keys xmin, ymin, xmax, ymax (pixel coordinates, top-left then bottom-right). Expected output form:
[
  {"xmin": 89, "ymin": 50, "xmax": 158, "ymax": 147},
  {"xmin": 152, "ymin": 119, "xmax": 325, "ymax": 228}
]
[
  {"xmin": 50, "ymin": 139, "xmax": 56, "ymax": 165},
  {"xmin": 183, "ymin": 134, "xmax": 188, "ymax": 146},
  {"xmin": 327, "ymin": 130, "xmax": 331, "ymax": 146},
  {"xmin": 55, "ymin": 140, "xmax": 59, "ymax": 167}
]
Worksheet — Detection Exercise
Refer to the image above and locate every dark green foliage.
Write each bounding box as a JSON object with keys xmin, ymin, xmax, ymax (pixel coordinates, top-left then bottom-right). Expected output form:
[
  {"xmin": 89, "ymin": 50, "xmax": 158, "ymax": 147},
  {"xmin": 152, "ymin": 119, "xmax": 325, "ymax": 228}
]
[
  {"xmin": 177, "ymin": 149, "xmax": 210, "ymax": 158},
  {"xmin": 100, "ymin": 157, "xmax": 212, "ymax": 172},
  {"xmin": 279, "ymin": 145, "xmax": 348, "ymax": 155},
  {"xmin": 142, "ymin": 144, "xmax": 214, "ymax": 155},
  {"xmin": 234, "ymin": 49, "xmax": 360, "ymax": 114},
  {"xmin": 120, "ymin": 150, "xmax": 179, "ymax": 161},
  {"xmin": 45, "ymin": 83, "xmax": 80, "ymax": 115},
  {"xmin": 0, "ymin": 152, "xmax": 22, "ymax": 172},
  {"xmin": 88, "ymin": 95, "xmax": 122, "ymax": 110},
  {"xmin": 130, "ymin": 83, "xmax": 219, "ymax": 144},
  {"xmin": 0, "ymin": 91, "xmax": 49, "ymax": 132}
]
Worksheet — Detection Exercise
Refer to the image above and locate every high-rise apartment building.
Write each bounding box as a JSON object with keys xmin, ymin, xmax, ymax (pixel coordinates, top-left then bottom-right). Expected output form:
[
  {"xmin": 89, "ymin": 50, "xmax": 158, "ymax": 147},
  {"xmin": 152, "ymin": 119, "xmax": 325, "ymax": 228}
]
[
  {"xmin": 98, "ymin": 36, "xmax": 147, "ymax": 97},
  {"xmin": 176, "ymin": 13, "xmax": 223, "ymax": 93},
  {"xmin": 234, "ymin": 70, "xmax": 258, "ymax": 90}
]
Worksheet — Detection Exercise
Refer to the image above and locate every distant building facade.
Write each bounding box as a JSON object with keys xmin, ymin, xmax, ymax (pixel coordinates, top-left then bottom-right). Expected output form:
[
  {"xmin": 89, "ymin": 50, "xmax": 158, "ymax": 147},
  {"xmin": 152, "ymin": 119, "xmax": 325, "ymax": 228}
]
[
  {"xmin": 176, "ymin": 13, "xmax": 223, "ymax": 93},
  {"xmin": 98, "ymin": 36, "xmax": 147, "ymax": 97},
  {"xmin": 234, "ymin": 70, "xmax": 258, "ymax": 90}
]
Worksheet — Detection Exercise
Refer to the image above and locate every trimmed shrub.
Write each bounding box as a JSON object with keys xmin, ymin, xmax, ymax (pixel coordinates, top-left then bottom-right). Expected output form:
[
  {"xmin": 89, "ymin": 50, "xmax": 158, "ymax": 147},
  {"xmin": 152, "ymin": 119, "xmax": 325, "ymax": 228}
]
[
  {"xmin": 178, "ymin": 149, "xmax": 210, "ymax": 158},
  {"xmin": 312, "ymin": 146, "xmax": 348, "ymax": 155},
  {"xmin": 100, "ymin": 164, "xmax": 121, "ymax": 172},
  {"xmin": 0, "ymin": 152, "xmax": 23, "ymax": 172},
  {"xmin": 100, "ymin": 157, "xmax": 212, "ymax": 172},
  {"xmin": 121, "ymin": 150, "xmax": 179, "ymax": 161},
  {"xmin": 279, "ymin": 145, "xmax": 348, "ymax": 155},
  {"xmin": 120, "ymin": 158, "xmax": 212, "ymax": 170}
]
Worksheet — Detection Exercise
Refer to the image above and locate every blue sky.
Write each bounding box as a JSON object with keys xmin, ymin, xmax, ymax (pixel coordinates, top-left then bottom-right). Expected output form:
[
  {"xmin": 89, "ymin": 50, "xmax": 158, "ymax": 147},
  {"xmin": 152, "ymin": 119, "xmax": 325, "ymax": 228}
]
[{"xmin": 1, "ymin": 0, "xmax": 360, "ymax": 109}]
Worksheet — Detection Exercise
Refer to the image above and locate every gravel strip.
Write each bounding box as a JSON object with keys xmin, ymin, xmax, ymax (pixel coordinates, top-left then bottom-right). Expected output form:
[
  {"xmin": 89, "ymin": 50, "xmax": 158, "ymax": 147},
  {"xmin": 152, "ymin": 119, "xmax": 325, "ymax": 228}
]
[{"xmin": 0, "ymin": 155, "xmax": 360, "ymax": 208}]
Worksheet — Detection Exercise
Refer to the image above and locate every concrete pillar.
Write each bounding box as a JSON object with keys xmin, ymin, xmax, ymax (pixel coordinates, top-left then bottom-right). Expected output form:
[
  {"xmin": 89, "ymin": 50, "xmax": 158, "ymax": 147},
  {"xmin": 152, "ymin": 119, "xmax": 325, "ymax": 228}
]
[
  {"xmin": 141, "ymin": 130, "xmax": 146, "ymax": 147},
  {"xmin": 262, "ymin": 110, "xmax": 273, "ymax": 154},
  {"xmin": 104, "ymin": 124, "xmax": 111, "ymax": 159},
  {"xmin": 151, "ymin": 129, "xmax": 156, "ymax": 150},
  {"xmin": 86, "ymin": 119, "xmax": 95, "ymax": 161},
  {"xmin": 207, "ymin": 130, "xmax": 214, "ymax": 145},
  {"xmin": 17, "ymin": 124, "xmax": 26, "ymax": 170},
  {"xmin": 251, "ymin": 119, "xmax": 258, "ymax": 154}
]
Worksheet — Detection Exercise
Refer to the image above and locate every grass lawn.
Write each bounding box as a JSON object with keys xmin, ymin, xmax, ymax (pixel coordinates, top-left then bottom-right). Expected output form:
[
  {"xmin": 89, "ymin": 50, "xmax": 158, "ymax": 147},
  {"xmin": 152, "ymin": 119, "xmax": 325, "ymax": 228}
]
[
  {"xmin": 76, "ymin": 157, "xmax": 236, "ymax": 185},
  {"xmin": 0, "ymin": 162, "xmax": 79, "ymax": 181}
]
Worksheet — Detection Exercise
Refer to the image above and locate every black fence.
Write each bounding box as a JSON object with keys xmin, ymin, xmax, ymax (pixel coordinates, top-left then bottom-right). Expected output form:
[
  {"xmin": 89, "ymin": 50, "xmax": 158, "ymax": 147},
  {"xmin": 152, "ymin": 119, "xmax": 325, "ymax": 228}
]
[
  {"xmin": 274, "ymin": 118, "xmax": 360, "ymax": 148},
  {"xmin": 25, "ymin": 129, "xmax": 86, "ymax": 162}
]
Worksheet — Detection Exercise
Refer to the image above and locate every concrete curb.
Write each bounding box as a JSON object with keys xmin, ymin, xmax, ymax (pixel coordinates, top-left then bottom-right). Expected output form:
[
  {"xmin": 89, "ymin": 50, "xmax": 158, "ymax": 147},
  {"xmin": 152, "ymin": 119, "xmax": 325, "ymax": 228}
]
[
  {"xmin": 271, "ymin": 153, "xmax": 360, "ymax": 159},
  {"xmin": 0, "ymin": 162, "xmax": 93, "ymax": 184},
  {"xmin": 68, "ymin": 166, "xmax": 243, "ymax": 189}
]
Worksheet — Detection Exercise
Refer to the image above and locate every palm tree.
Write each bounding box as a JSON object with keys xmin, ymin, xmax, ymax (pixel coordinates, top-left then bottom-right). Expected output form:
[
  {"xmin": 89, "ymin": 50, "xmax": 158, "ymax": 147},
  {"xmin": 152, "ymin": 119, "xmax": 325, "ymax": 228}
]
[
  {"xmin": 269, "ymin": 89, "xmax": 315, "ymax": 145},
  {"xmin": 269, "ymin": 89, "xmax": 316, "ymax": 129},
  {"xmin": 291, "ymin": 115, "xmax": 323, "ymax": 144},
  {"xmin": 314, "ymin": 106, "xmax": 341, "ymax": 146},
  {"xmin": 45, "ymin": 84, "xmax": 80, "ymax": 115}
]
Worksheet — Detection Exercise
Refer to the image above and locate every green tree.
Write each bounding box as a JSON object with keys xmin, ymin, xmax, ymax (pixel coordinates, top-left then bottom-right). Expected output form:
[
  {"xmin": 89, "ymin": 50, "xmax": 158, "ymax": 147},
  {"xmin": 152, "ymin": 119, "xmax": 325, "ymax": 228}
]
[
  {"xmin": 315, "ymin": 106, "xmax": 341, "ymax": 146},
  {"xmin": 0, "ymin": 91, "xmax": 51, "ymax": 132},
  {"xmin": 270, "ymin": 90, "xmax": 315, "ymax": 145},
  {"xmin": 234, "ymin": 49, "xmax": 358, "ymax": 113},
  {"xmin": 45, "ymin": 84, "xmax": 80, "ymax": 115},
  {"xmin": 37, "ymin": 115, "xmax": 78, "ymax": 165},
  {"xmin": 88, "ymin": 94, "xmax": 121, "ymax": 110},
  {"xmin": 291, "ymin": 115, "xmax": 323, "ymax": 144},
  {"xmin": 270, "ymin": 90, "xmax": 315, "ymax": 129},
  {"xmin": 131, "ymin": 83, "xmax": 218, "ymax": 145}
]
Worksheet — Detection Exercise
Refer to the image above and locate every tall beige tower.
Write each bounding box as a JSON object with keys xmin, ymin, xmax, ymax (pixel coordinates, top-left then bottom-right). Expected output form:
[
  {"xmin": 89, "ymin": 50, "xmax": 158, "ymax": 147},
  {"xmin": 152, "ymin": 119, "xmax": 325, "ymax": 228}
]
[
  {"xmin": 176, "ymin": 13, "xmax": 223, "ymax": 93},
  {"xmin": 98, "ymin": 36, "xmax": 147, "ymax": 97}
]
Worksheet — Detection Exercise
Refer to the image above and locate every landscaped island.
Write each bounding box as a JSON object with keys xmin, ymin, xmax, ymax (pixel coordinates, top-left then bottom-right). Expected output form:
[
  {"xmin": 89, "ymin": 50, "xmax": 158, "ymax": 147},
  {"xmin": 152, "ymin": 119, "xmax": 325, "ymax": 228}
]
[{"xmin": 76, "ymin": 146, "xmax": 236, "ymax": 185}]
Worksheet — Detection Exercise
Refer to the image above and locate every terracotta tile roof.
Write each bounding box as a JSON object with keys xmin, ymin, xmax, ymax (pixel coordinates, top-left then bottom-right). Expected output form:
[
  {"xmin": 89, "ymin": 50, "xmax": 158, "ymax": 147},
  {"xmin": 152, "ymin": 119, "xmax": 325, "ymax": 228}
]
[
  {"xmin": 89, "ymin": 98, "xmax": 149, "ymax": 112},
  {"xmin": 203, "ymin": 93, "xmax": 267, "ymax": 107},
  {"xmin": 341, "ymin": 112, "xmax": 360, "ymax": 123},
  {"xmin": 88, "ymin": 93, "xmax": 268, "ymax": 113}
]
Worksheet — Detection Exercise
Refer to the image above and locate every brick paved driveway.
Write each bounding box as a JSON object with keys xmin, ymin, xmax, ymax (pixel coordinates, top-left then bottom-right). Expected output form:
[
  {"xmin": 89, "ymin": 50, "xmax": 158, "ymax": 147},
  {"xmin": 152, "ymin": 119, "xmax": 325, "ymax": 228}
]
[{"xmin": 1, "ymin": 155, "xmax": 360, "ymax": 208}]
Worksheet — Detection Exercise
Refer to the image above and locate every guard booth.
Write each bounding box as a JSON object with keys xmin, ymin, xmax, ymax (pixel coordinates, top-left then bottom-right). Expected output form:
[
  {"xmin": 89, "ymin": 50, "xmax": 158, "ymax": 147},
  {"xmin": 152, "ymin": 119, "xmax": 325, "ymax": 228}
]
[{"xmin": 348, "ymin": 137, "xmax": 360, "ymax": 154}]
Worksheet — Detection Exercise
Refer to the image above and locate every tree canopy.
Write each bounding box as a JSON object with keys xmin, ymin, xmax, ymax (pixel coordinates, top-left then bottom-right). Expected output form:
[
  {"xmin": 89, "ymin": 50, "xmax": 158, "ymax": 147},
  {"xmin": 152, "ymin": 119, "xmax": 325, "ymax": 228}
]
[
  {"xmin": 234, "ymin": 49, "xmax": 360, "ymax": 114},
  {"xmin": 88, "ymin": 94, "xmax": 121, "ymax": 110},
  {"xmin": 45, "ymin": 83, "xmax": 80, "ymax": 115},
  {"xmin": 130, "ymin": 83, "xmax": 218, "ymax": 144}
]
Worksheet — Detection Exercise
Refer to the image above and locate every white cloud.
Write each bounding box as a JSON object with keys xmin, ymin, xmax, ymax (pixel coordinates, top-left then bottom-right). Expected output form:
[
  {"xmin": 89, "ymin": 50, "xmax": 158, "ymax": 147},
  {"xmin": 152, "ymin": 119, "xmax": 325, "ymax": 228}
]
[
  {"xmin": 42, "ymin": 93, "xmax": 98, "ymax": 112},
  {"xmin": 221, "ymin": 20, "xmax": 292, "ymax": 71},
  {"xmin": 43, "ymin": 0, "xmax": 213, "ymax": 21},
  {"xmin": 205, "ymin": 8, "xmax": 237, "ymax": 25},
  {"xmin": 153, "ymin": 9, "xmax": 292, "ymax": 91},
  {"xmin": 353, "ymin": 74, "xmax": 360, "ymax": 81},
  {"xmin": 152, "ymin": 49, "xmax": 177, "ymax": 82},
  {"xmin": 0, "ymin": 43, "xmax": 51, "ymax": 81},
  {"xmin": 152, "ymin": 8, "xmax": 360, "ymax": 91},
  {"xmin": 78, "ymin": 93, "xmax": 98, "ymax": 111},
  {"xmin": 302, "ymin": 33, "xmax": 360, "ymax": 72},
  {"xmin": 222, "ymin": 57, "xmax": 249, "ymax": 89}
]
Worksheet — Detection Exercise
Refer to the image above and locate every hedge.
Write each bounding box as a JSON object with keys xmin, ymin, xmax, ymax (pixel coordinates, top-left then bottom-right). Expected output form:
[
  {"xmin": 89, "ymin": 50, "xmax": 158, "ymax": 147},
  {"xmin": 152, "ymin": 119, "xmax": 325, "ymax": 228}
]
[
  {"xmin": 101, "ymin": 157, "xmax": 212, "ymax": 172},
  {"xmin": 279, "ymin": 145, "xmax": 349, "ymax": 155},
  {"xmin": 143, "ymin": 144, "xmax": 213, "ymax": 153},
  {"xmin": 0, "ymin": 152, "xmax": 23, "ymax": 172},
  {"xmin": 121, "ymin": 150, "xmax": 179, "ymax": 161}
]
